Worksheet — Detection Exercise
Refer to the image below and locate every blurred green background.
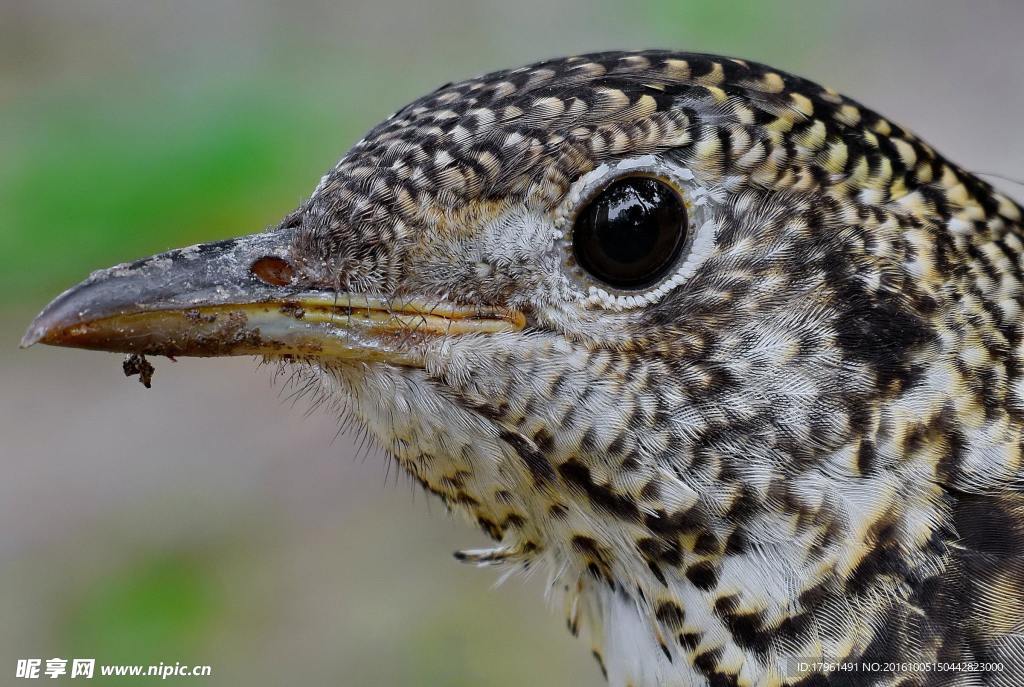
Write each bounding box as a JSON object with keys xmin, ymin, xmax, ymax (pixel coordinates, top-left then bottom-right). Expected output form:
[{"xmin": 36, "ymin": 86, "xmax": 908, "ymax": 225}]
[{"xmin": 2, "ymin": 1, "xmax": 1022, "ymax": 685}]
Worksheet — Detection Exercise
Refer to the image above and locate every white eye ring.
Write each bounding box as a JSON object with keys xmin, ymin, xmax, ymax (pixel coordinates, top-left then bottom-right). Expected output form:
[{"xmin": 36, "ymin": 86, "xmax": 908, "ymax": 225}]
[{"xmin": 553, "ymin": 155, "xmax": 722, "ymax": 311}]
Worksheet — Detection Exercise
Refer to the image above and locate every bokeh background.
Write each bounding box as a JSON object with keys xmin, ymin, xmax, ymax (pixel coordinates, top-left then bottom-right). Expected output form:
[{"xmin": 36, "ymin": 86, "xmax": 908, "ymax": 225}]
[{"xmin": 2, "ymin": 1, "xmax": 1023, "ymax": 685}]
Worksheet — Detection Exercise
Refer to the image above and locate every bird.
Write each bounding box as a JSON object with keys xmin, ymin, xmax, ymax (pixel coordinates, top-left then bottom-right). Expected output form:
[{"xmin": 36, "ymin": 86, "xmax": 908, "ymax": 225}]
[{"xmin": 22, "ymin": 50, "xmax": 1024, "ymax": 686}]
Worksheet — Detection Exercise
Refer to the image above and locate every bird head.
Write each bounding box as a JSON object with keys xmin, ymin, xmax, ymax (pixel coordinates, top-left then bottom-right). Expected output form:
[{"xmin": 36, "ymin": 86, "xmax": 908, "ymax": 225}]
[{"xmin": 23, "ymin": 51, "xmax": 1024, "ymax": 684}]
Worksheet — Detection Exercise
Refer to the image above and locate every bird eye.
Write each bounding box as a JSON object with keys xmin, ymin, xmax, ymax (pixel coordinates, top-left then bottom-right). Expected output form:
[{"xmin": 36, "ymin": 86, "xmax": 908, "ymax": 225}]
[{"xmin": 571, "ymin": 176, "xmax": 688, "ymax": 290}]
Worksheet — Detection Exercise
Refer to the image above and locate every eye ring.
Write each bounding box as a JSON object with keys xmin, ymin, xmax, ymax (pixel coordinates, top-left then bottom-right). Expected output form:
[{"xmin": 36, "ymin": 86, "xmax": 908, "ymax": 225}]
[
  {"xmin": 570, "ymin": 174, "xmax": 689, "ymax": 290},
  {"xmin": 554, "ymin": 157, "xmax": 719, "ymax": 310}
]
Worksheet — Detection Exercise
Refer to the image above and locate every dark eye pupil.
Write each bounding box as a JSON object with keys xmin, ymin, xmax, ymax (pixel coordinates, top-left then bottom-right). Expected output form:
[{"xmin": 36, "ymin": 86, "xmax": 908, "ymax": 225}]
[{"xmin": 572, "ymin": 177, "xmax": 687, "ymax": 289}]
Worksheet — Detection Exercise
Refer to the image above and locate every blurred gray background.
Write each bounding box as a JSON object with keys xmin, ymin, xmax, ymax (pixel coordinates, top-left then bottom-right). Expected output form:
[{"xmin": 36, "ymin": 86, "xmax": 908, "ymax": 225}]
[{"xmin": 2, "ymin": 1, "xmax": 1022, "ymax": 685}]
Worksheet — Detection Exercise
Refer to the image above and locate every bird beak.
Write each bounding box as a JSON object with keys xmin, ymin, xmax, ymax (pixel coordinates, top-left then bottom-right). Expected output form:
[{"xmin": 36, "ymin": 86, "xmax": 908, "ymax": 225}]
[{"xmin": 21, "ymin": 228, "xmax": 524, "ymax": 367}]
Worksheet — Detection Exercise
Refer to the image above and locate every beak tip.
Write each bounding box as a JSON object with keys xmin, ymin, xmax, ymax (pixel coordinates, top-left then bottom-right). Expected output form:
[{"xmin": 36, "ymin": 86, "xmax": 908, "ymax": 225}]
[
  {"xmin": 21, "ymin": 301, "xmax": 65, "ymax": 348},
  {"xmin": 20, "ymin": 317, "xmax": 49, "ymax": 349}
]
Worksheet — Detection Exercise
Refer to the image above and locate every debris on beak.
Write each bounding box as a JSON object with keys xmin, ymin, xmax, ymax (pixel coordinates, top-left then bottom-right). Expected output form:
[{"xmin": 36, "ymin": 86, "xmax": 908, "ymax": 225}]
[{"xmin": 122, "ymin": 353, "xmax": 155, "ymax": 388}]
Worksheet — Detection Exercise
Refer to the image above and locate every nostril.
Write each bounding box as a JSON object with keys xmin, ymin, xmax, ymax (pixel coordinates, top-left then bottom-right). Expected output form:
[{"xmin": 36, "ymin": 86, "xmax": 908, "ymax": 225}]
[{"xmin": 250, "ymin": 256, "xmax": 294, "ymax": 286}]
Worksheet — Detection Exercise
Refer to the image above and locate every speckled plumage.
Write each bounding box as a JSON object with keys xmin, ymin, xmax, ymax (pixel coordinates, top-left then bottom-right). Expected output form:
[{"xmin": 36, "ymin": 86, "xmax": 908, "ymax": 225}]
[
  {"xmin": 278, "ymin": 51, "xmax": 1024, "ymax": 686},
  {"xmin": 30, "ymin": 50, "xmax": 1024, "ymax": 686}
]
